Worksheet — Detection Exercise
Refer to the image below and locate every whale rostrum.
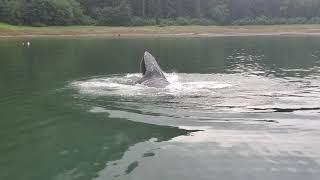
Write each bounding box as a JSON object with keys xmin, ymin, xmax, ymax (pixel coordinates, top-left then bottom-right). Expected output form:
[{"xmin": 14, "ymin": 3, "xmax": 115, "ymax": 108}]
[{"xmin": 135, "ymin": 51, "xmax": 170, "ymax": 88}]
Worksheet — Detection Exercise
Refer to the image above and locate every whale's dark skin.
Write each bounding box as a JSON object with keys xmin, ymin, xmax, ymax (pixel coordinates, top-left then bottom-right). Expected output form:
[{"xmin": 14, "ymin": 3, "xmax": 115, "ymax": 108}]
[{"xmin": 135, "ymin": 51, "xmax": 170, "ymax": 88}]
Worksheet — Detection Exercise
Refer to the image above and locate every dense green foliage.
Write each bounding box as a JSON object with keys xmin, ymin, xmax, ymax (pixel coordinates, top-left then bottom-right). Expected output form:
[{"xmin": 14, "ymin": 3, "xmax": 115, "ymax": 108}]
[{"xmin": 1, "ymin": 0, "xmax": 320, "ymax": 26}]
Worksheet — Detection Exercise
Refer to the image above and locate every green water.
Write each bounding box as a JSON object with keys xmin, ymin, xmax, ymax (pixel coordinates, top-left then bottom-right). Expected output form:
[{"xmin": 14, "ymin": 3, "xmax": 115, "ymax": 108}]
[{"xmin": 0, "ymin": 37, "xmax": 320, "ymax": 180}]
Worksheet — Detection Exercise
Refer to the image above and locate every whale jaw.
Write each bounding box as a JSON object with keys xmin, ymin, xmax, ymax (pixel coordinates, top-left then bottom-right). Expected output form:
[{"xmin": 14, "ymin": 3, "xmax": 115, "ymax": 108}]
[{"xmin": 136, "ymin": 51, "xmax": 170, "ymax": 88}]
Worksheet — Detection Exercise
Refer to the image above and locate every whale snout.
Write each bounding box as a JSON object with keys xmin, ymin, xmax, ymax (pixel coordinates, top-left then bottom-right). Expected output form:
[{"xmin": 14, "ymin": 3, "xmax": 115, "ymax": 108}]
[
  {"xmin": 137, "ymin": 51, "xmax": 170, "ymax": 88},
  {"xmin": 144, "ymin": 51, "xmax": 152, "ymax": 60}
]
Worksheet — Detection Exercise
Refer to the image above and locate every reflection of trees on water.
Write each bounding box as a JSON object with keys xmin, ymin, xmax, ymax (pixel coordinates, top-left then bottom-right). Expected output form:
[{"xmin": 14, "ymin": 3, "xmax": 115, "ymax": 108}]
[{"xmin": 0, "ymin": 101, "xmax": 193, "ymax": 180}]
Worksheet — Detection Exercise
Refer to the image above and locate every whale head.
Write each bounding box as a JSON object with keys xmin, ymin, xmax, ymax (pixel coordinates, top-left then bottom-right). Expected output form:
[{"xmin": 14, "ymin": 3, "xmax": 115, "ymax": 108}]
[
  {"xmin": 136, "ymin": 51, "xmax": 169, "ymax": 88},
  {"xmin": 140, "ymin": 51, "xmax": 166, "ymax": 77}
]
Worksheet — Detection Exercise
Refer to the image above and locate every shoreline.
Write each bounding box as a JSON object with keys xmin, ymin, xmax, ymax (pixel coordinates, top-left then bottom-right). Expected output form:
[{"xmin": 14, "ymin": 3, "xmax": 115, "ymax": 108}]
[
  {"xmin": 2, "ymin": 33, "xmax": 320, "ymax": 39},
  {"xmin": 1, "ymin": 24, "xmax": 320, "ymax": 38}
]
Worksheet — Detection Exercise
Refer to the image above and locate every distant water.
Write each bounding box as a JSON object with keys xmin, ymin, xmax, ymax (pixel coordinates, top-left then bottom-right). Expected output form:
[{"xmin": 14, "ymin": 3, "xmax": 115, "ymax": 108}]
[{"xmin": 0, "ymin": 37, "xmax": 320, "ymax": 180}]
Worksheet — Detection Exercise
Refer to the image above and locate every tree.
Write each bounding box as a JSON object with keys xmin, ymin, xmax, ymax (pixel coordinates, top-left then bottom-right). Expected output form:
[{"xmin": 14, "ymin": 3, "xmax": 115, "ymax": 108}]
[
  {"xmin": 1, "ymin": 0, "xmax": 320, "ymax": 26},
  {"xmin": 96, "ymin": 0, "xmax": 131, "ymax": 26},
  {"xmin": 208, "ymin": 0, "xmax": 230, "ymax": 24}
]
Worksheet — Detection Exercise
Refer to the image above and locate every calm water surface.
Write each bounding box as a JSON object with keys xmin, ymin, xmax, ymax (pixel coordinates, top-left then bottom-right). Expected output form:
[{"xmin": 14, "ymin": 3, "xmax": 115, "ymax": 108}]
[{"xmin": 0, "ymin": 36, "xmax": 320, "ymax": 180}]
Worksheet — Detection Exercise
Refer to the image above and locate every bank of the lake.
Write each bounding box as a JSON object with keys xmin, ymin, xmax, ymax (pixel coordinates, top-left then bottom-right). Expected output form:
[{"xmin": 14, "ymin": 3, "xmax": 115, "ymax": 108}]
[{"xmin": 1, "ymin": 23, "xmax": 320, "ymax": 38}]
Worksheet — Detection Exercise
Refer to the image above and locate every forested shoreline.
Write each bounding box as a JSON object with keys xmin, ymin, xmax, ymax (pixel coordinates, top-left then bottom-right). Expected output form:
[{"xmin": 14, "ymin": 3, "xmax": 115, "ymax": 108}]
[{"xmin": 1, "ymin": 0, "xmax": 320, "ymax": 26}]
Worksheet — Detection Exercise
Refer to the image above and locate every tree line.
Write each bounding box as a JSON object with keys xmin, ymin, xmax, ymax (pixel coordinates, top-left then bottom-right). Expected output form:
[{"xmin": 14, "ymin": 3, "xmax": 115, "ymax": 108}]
[{"xmin": 1, "ymin": 0, "xmax": 320, "ymax": 26}]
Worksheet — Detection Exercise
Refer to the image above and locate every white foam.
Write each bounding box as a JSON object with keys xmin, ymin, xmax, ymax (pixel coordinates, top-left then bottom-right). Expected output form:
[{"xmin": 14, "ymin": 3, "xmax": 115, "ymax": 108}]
[
  {"xmin": 70, "ymin": 73, "xmax": 232, "ymax": 97},
  {"xmin": 125, "ymin": 73, "xmax": 141, "ymax": 78}
]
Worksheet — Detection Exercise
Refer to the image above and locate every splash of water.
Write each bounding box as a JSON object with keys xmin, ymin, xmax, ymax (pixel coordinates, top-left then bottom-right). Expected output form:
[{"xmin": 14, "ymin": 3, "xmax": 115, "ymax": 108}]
[{"xmin": 70, "ymin": 73, "xmax": 232, "ymax": 98}]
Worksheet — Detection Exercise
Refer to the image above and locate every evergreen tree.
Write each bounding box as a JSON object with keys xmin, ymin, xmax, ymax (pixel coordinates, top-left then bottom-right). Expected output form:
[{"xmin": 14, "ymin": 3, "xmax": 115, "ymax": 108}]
[{"xmin": 1, "ymin": 0, "xmax": 320, "ymax": 26}]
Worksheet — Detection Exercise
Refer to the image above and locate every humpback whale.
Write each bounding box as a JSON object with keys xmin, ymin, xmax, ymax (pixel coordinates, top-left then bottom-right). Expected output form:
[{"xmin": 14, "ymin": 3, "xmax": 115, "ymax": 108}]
[{"xmin": 135, "ymin": 51, "xmax": 170, "ymax": 88}]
